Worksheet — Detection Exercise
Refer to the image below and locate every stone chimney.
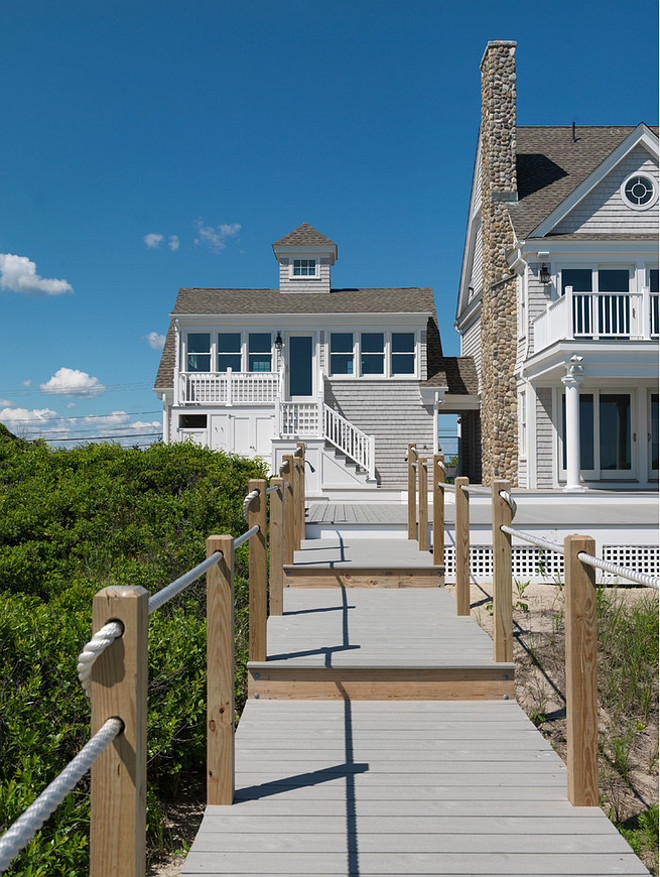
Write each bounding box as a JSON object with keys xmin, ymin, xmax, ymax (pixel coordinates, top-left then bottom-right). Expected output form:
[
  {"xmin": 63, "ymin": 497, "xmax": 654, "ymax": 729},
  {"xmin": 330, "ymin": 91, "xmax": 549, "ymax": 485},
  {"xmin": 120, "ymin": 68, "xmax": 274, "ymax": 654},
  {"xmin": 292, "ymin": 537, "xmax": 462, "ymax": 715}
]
[{"xmin": 479, "ymin": 40, "xmax": 519, "ymax": 486}]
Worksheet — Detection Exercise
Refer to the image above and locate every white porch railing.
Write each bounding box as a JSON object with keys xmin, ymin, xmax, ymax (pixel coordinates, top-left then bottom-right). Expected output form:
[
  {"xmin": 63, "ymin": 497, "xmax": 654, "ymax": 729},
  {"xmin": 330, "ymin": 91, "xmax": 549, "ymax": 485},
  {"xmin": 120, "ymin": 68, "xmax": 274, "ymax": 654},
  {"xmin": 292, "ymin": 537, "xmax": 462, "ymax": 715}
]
[
  {"xmin": 278, "ymin": 400, "xmax": 376, "ymax": 480},
  {"xmin": 177, "ymin": 370, "xmax": 280, "ymax": 405},
  {"xmin": 533, "ymin": 287, "xmax": 658, "ymax": 352}
]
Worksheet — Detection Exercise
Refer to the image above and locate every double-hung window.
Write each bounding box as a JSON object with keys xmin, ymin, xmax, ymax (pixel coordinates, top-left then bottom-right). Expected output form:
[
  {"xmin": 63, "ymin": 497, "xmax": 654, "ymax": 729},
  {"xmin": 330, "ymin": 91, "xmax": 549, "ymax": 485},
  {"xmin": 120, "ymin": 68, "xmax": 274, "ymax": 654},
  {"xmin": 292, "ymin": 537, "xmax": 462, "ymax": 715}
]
[
  {"xmin": 217, "ymin": 333, "xmax": 242, "ymax": 372},
  {"xmin": 330, "ymin": 333, "xmax": 354, "ymax": 375},
  {"xmin": 391, "ymin": 333, "xmax": 415, "ymax": 375},
  {"xmin": 187, "ymin": 333, "xmax": 211, "ymax": 372},
  {"xmin": 248, "ymin": 333, "xmax": 272, "ymax": 372},
  {"xmin": 360, "ymin": 333, "xmax": 384, "ymax": 375}
]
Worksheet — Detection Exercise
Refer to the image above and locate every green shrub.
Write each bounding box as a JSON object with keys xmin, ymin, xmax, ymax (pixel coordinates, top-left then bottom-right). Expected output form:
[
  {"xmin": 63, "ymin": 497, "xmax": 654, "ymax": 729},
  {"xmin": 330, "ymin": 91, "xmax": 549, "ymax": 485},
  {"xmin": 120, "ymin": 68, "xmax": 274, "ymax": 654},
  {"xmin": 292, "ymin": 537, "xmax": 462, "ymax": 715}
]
[{"xmin": 0, "ymin": 437, "xmax": 266, "ymax": 872}]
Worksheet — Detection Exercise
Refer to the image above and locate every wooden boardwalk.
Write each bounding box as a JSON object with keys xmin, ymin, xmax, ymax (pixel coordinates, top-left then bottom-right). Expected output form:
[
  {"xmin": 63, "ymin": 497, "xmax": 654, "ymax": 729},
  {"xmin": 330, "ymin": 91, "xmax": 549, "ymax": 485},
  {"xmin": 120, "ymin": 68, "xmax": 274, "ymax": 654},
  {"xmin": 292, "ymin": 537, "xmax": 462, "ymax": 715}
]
[{"xmin": 182, "ymin": 531, "xmax": 649, "ymax": 876}]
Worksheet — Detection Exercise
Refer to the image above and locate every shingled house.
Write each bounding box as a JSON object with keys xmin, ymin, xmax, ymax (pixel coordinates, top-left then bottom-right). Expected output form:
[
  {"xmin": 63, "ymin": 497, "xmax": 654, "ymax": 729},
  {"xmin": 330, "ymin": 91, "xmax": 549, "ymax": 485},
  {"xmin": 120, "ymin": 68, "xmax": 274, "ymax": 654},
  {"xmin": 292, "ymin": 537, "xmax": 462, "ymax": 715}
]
[
  {"xmin": 154, "ymin": 223, "xmax": 478, "ymax": 496},
  {"xmin": 457, "ymin": 41, "xmax": 658, "ymax": 490}
]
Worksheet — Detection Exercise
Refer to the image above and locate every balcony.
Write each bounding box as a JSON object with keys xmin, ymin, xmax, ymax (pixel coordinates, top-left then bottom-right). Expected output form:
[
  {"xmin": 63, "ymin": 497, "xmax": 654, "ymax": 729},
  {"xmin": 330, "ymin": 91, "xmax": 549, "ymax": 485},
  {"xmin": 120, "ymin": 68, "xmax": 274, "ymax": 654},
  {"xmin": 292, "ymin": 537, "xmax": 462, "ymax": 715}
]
[
  {"xmin": 533, "ymin": 287, "xmax": 659, "ymax": 353},
  {"xmin": 177, "ymin": 370, "xmax": 280, "ymax": 405}
]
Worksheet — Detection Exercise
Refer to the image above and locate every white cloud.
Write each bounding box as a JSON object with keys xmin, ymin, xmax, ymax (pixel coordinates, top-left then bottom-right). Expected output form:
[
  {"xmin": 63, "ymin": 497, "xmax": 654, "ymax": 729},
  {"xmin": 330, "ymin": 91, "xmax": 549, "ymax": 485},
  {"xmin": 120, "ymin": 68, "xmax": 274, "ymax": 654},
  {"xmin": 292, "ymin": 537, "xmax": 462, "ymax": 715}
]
[
  {"xmin": 40, "ymin": 368, "xmax": 105, "ymax": 397},
  {"xmin": 194, "ymin": 219, "xmax": 241, "ymax": 252},
  {"xmin": 145, "ymin": 331, "xmax": 166, "ymax": 350},
  {"xmin": 0, "ymin": 253, "xmax": 73, "ymax": 297},
  {"xmin": 22, "ymin": 379, "xmax": 32, "ymax": 387},
  {"xmin": 0, "ymin": 399, "xmax": 14, "ymax": 407},
  {"xmin": 168, "ymin": 235, "xmax": 180, "ymax": 251},
  {"xmin": 0, "ymin": 407, "xmax": 60, "ymax": 434},
  {"xmin": 144, "ymin": 233, "xmax": 164, "ymax": 249}
]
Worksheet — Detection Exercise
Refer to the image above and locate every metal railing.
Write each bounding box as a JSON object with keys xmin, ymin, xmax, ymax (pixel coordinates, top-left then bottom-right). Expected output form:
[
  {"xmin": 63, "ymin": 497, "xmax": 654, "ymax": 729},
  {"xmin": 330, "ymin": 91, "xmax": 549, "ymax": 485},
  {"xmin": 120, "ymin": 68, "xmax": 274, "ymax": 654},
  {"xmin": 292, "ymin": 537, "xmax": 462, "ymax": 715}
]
[{"xmin": 0, "ymin": 452, "xmax": 309, "ymax": 876}]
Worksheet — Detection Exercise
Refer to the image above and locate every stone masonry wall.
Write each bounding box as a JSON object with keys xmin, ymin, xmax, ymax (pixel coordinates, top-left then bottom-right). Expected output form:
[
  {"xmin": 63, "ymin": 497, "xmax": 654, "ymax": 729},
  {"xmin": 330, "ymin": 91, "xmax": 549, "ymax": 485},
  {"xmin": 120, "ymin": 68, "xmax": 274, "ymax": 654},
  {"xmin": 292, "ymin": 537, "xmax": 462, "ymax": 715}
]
[{"xmin": 479, "ymin": 40, "xmax": 519, "ymax": 486}]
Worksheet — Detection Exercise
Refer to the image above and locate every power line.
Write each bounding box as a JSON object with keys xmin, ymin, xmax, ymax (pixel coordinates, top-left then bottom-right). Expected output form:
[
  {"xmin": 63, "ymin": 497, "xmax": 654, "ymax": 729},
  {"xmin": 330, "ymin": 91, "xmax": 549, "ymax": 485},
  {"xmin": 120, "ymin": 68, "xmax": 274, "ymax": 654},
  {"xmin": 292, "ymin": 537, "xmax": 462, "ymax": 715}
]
[
  {"xmin": 0, "ymin": 410, "xmax": 161, "ymax": 425},
  {"xmin": 38, "ymin": 432, "xmax": 163, "ymax": 443}
]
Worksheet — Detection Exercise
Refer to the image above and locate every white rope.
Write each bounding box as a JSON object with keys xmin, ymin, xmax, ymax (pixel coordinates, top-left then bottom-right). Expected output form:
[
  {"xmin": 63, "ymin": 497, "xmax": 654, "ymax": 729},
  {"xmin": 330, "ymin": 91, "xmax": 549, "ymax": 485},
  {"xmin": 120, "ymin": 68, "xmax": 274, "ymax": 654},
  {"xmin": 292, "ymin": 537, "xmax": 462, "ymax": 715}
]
[
  {"xmin": 279, "ymin": 460, "xmax": 290, "ymax": 474},
  {"xmin": 147, "ymin": 552, "xmax": 222, "ymax": 615},
  {"xmin": 242, "ymin": 489, "xmax": 260, "ymax": 523},
  {"xmin": 438, "ymin": 481, "xmax": 455, "ymax": 490},
  {"xmin": 266, "ymin": 485, "xmax": 279, "ymax": 495},
  {"xmin": 0, "ymin": 718, "xmax": 122, "ymax": 872},
  {"xmin": 460, "ymin": 484, "xmax": 491, "ymax": 495},
  {"xmin": 499, "ymin": 489, "xmax": 518, "ymax": 520},
  {"xmin": 437, "ymin": 460, "xmax": 447, "ymax": 472},
  {"xmin": 577, "ymin": 552, "xmax": 660, "ymax": 590},
  {"xmin": 500, "ymin": 525, "xmax": 563, "ymax": 555},
  {"xmin": 233, "ymin": 524, "xmax": 259, "ymax": 550},
  {"xmin": 77, "ymin": 621, "xmax": 123, "ymax": 698}
]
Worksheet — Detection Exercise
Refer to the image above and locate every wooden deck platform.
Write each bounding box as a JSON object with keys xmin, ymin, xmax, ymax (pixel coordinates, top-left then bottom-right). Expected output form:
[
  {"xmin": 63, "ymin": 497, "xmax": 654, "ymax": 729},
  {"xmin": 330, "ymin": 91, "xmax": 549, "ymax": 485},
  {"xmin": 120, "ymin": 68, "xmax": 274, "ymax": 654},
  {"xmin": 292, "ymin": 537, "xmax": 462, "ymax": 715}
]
[{"xmin": 181, "ymin": 525, "xmax": 649, "ymax": 876}]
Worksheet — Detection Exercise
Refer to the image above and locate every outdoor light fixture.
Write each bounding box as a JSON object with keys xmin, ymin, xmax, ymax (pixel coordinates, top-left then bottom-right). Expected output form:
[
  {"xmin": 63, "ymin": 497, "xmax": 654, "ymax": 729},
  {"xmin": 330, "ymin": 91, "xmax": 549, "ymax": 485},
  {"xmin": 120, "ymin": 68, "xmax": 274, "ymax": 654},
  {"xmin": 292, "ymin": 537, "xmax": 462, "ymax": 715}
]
[
  {"xmin": 274, "ymin": 331, "xmax": 283, "ymax": 350},
  {"xmin": 539, "ymin": 264, "xmax": 551, "ymax": 285}
]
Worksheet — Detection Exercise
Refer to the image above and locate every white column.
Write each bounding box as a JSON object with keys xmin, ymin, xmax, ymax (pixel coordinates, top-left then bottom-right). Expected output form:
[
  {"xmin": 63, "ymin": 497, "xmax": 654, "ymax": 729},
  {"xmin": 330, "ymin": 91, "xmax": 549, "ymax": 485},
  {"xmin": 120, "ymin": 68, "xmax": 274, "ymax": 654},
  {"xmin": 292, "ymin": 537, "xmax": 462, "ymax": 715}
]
[{"xmin": 562, "ymin": 356, "xmax": 584, "ymax": 492}]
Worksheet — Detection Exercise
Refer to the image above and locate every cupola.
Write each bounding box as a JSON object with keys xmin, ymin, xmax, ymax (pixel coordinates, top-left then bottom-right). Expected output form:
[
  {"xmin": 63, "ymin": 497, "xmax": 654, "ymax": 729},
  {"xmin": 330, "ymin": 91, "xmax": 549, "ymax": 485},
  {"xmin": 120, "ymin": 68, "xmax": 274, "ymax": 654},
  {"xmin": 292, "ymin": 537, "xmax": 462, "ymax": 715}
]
[{"xmin": 272, "ymin": 222, "xmax": 337, "ymax": 294}]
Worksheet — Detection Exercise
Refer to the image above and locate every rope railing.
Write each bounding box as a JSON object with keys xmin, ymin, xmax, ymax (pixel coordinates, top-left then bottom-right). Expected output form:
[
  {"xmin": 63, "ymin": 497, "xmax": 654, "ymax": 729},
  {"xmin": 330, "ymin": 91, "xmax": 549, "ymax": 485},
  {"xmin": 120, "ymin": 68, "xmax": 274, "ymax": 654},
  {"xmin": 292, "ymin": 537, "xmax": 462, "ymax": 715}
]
[
  {"xmin": 2, "ymin": 471, "xmax": 309, "ymax": 875},
  {"xmin": 0, "ymin": 718, "xmax": 123, "ymax": 872},
  {"xmin": 499, "ymin": 524, "xmax": 561, "ymax": 554},
  {"xmin": 459, "ymin": 483, "xmax": 491, "ymax": 495},
  {"xmin": 577, "ymin": 551, "xmax": 659, "ymax": 590}
]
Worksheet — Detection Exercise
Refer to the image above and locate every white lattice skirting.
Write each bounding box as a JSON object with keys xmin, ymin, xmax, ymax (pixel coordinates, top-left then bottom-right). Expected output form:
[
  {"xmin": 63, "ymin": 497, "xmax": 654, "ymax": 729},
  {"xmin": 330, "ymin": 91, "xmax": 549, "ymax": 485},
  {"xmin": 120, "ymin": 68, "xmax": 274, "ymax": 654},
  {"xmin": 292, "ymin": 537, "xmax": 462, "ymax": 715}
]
[{"xmin": 442, "ymin": 545, "xmax": 659, "ymax": 584}]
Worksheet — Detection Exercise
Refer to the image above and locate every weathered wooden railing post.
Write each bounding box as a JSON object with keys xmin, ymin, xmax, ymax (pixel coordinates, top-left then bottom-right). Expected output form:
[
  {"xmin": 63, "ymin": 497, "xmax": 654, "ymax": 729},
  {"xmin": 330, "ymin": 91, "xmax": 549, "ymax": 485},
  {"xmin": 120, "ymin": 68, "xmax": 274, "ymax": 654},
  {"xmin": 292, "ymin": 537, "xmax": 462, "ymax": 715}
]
[
  {"xmin": 418, "ymin": 457, "xmax": 429, "ymax": 551},
  {"xmin": 407, "ymin": 443, "xmax": 417, "ymax": 540},
  {"xmin": 248, "ymin": 478, "xmax": 267, "ymax": 662},
  {"xmin": 454, "ymin": 477, "xmax": 470, "ymax": 616},
  {"xmin": 292, "ymin": 453, "xmax": 303, "ymax": 552},
  {"xmin": 90, "ymin": 586, "xmax": 148, "ymax": 877},
  {"xmin": 269, "ymin": 477, "xmax": 284, "ymax": 616},
  {"xmin": 296, "ymin": 442, "xmax": 306, "ymax": 547},
  {"xmin": 565, "ymin": 534, "xmax": 598, "ymax": 807},
  {"xmin": 492, "ymin": 479, "xmax": 513, "ymax": 662},
  {"xmin": 433, "ymin": 454, "xmax": 445, "ymax": 567},
  {"xmin": 283, "ymin": 455, "xmax": 295, "ymax": 565},
  {"xmin": 206, "ymin": 534, "xmax": 235, "ymax": 806}
]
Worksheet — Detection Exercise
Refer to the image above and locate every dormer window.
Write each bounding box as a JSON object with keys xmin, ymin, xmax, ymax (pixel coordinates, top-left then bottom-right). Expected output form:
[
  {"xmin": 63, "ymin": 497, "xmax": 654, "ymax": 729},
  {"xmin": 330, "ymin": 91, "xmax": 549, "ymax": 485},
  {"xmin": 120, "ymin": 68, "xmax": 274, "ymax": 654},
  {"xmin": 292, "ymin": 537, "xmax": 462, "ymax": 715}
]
[{"xmin": 293, "ymin": 258, "xmax": 317, "ymax": 277}]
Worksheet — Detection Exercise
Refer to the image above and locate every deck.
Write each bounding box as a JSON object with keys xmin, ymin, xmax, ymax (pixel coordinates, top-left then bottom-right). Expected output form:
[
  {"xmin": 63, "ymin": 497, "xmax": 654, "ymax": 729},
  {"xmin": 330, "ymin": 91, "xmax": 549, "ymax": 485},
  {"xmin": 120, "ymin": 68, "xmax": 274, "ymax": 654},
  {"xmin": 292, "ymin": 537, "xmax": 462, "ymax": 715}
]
[{"xmin": 182, "ymin": 525, "xmax": 649, "ymax": 876}]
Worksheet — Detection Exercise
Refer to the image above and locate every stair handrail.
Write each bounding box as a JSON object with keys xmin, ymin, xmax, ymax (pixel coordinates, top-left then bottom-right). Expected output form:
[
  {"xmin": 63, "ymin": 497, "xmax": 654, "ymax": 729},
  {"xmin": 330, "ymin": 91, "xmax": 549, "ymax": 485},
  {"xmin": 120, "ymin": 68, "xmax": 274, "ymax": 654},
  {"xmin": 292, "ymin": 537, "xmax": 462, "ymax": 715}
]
[{"xmin": 322, "ymin": 402, "xmax": 375, "ymax": 480}]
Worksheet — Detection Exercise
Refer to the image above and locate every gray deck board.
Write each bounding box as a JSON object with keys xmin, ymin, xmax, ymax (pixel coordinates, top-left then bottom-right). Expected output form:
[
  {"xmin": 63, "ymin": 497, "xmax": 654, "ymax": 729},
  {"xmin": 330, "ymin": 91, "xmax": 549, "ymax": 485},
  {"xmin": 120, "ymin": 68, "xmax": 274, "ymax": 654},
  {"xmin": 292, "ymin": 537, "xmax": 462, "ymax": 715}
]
[
  {"xmin": 258, "ymin": 588, "xmax": 497, "ymax": 668},
  {"xmin": 290, "ymin": 536, "xmax": 439, "ymax": 569},
  {"xmin": 183, "ymin": 701, "xmax": 648, "ymax": 876}
]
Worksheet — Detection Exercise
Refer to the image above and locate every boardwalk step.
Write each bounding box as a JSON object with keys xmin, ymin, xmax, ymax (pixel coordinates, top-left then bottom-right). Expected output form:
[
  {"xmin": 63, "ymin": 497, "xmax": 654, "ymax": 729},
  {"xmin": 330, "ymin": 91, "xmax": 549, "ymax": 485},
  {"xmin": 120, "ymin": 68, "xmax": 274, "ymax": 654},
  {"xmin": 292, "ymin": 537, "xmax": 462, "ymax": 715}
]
[
  {"xmin": 284, "ymin": 565, "xmax": 444, "ymax": 588},
  {"xmin": 247, "ymin": 664, "xmax": 515, "ymax": 700}
]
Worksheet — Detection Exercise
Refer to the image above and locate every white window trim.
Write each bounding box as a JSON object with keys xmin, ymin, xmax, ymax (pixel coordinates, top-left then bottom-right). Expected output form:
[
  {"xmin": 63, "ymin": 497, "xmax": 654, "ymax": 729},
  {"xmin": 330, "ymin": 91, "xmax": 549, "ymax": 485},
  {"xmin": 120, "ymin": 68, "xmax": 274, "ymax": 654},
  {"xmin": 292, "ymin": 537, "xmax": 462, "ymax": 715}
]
[
  {"xmin": 183, "ymin": 331, "xmax": 276, "ymax": 374},
  {"xmin": 289, "ymin": 258, "xmax": 319, "ymax": 280},
  {"xmin": 620, "ymin": 171, "xmax": 658, "ymax": 212},
  {"xmin": 327, "ymin": 330, "xmax": 419, "ymax": 380}
]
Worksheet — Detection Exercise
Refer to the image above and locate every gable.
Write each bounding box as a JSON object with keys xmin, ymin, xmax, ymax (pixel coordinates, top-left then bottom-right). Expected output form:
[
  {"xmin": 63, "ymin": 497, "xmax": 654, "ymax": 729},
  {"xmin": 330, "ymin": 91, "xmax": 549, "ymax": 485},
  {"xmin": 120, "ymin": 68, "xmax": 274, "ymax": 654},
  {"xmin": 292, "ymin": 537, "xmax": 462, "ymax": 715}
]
[{"xmin": 553, "ymin": 144, "xmax": 659, "ymax": 235}]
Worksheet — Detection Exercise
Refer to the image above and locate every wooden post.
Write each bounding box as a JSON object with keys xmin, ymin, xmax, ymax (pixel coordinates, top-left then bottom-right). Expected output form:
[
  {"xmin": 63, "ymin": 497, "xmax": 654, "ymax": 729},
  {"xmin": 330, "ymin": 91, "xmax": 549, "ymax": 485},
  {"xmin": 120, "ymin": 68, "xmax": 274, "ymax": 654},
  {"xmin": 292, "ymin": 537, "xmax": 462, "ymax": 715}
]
[
  {"xmin": 454, "ymin": 477, "xmax": 470, "ymax": 616},
  {"xmin": 283, "ymin": 455, "xmax": 295, "ymax": 565},
  {"xmin": 206, "ymin": 535, "xmax": 235, "ymax": 806},
  {"xmin": 296, "ymin": 442, "xmax": 306, "ymax": 546},
  {"xmin": 269, "ymin": 478, "xmax": 284, "ymax": 616},
  {"xmin": 90, "ymin": 586, "xmax": 148, "ymax": 877},
  {"xmin": 248, "ymin": 478, "xmax": 267, "ymax": 662},
  {"xmin": 407, "ymin": 443, "xmax": 417, "ymax": 540},
  {"xmin": 433, "ymin": 454, "xmax": 445, "ymax": 567},
  {"xmin": 418, "ymin": 457, "xmax": 429, "ymax": 551},
  {"xmin": 492, "ymin": 480, "xmax": 513, "ymax": 662},
  {"xmin": 292, "ymin": 455, "xmax": 302, "ymax": 551},
  {"xmin": 565, "ymin": 534, "xmax": 598, "ymax": 807}
]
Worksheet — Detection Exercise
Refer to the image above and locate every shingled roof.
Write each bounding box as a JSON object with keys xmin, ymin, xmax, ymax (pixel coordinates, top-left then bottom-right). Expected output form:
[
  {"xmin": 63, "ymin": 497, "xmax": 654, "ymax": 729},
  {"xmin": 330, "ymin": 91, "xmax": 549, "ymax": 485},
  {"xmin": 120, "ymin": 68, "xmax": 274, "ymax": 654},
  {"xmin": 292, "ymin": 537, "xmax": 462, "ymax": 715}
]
[
  {"xmin": 509, "ymin": 125, "xmax": 659, "ymax": 237},
  {"xmin": 154, "ymin": 286, "xmax": 447, "ymax": 390},
  {"xmin": 421, "ymin": 357, "xmax": 479, "ymax": 396},
  {"xmin": 272, "ymin": 223, "xmax": 337, "ymax": 249}
]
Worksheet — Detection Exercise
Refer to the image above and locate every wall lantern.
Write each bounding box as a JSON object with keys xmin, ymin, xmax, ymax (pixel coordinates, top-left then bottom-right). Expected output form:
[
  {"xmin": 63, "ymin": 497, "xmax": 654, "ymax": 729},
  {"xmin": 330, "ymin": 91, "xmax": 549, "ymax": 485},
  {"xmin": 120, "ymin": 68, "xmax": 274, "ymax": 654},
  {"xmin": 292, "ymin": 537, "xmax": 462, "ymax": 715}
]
[
  {"xmin": 539, "ymin": 264, "xmax": 551, "ymax": 285},
  {"xmin": 274, "ymin": 331, "xmax": 284, "ymax": 350}
]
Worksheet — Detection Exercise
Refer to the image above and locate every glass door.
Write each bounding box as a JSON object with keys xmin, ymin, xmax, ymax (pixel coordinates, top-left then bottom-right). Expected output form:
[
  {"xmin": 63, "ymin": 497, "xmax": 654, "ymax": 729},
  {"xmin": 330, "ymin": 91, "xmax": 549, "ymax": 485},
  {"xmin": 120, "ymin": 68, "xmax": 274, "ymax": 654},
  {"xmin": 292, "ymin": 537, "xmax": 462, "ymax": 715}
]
[
  {"xmin": 599, "ymin": 393, "xmax": 632, "ymax": 479},
  {"xmin": 287, "ymin": 335, "xmax": 314, "ymax": 399}
]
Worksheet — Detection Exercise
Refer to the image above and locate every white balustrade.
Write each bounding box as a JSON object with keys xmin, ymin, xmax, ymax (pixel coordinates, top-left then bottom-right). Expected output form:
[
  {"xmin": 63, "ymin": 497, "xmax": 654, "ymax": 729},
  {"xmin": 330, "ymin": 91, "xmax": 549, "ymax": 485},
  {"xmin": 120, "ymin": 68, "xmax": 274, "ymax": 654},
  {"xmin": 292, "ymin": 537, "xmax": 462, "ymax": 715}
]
[
  {"xmin": 533, "ymin": 287, "xmax": 655, "ymax": 352},
  {"xmin": 179, "ymin": 371, "xmax": 280, "ymax": 404}
]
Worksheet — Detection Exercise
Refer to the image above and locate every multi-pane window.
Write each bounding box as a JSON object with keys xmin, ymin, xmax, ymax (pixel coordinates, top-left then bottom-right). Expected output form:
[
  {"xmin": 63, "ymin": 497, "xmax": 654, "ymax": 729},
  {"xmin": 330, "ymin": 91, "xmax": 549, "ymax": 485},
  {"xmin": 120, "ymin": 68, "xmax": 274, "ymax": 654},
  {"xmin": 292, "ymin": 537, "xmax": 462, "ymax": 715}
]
[
  {"xmin": 391, "ymin": 333, "xmax": 415, "ymax": 374},
  {"xmin": 217, "ymin": 333, "xmax": 241, "ymax": 372},
  {"xmin": 187, "ymin": 333, "xmax": 211, "ymax": 372},
  {"xmin": 330, "ymin": 333, "xmax": 354, "ymax": 375},
  {"xmin": 248, "ymin": 333, "xmax": 272, "ymax": 372},
  {"xmin": 293, "ymin": 259, "xmax": 316, "ymax": 276},
  {"xmin": 360, "ymin": 333, "xmax": 384, "ymax": 375},
  {"xmin": 562, "ymin": 268, "xmax": 631, "ymax": 337}
]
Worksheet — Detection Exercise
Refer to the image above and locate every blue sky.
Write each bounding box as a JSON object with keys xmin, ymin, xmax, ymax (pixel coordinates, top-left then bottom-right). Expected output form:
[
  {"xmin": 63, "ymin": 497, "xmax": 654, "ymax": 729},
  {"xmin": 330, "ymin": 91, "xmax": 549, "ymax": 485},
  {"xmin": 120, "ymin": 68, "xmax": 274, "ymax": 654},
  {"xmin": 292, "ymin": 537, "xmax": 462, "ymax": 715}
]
[{"xmin": 0, "ymin": 0, "xmax": 657, "ymax": 447}]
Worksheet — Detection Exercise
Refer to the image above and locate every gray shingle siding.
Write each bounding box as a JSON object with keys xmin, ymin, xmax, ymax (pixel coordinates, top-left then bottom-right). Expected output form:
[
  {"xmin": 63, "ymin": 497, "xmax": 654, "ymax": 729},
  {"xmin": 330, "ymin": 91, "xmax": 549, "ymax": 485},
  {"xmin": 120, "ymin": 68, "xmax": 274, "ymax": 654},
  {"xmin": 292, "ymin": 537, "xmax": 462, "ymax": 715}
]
[
  {"xmin": 536, "ymin": 388, "xmax": 554, "ymax": 488},
  {"xmin": 325, "ymin": 381, "xmax": 434, "ymax": 485}
]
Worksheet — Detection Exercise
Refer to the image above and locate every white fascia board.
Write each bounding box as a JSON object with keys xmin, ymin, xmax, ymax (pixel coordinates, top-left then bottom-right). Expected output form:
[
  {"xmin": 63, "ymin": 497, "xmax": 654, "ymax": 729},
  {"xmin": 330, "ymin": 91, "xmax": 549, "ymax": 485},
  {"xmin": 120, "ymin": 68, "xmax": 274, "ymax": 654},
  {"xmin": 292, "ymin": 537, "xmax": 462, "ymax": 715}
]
[
  {"xmin": 456, "ymin": 133, "xmax": 483, "ymax": 322},
  {"xmin": 173, "ymin": 312, "xmax": 431, "ymax": 330},
  {"xmin": 273, "ymin": 244, "xmax": 337, "ymax": 264},
  {"xmin": 455, "ymin": 293, "xmax": 482, "ymax": 333},
  {"xmin": 530, "ymin": 124, "xmax": 660, "ymax": 237},
  {"xmin": 523, "ymin": 340, "xmax": 659, "ymax": 382},
  {"xmin": 514, "ymin": 239, "xmax": 658, "ymax": 261}
]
